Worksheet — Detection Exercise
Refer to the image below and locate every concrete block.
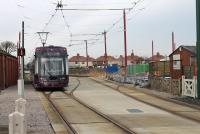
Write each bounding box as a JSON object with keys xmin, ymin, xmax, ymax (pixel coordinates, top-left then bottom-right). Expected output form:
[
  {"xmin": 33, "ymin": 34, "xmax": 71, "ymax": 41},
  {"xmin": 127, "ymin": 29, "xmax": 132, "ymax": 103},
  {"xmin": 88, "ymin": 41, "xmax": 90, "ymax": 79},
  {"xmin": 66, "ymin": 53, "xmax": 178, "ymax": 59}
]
[
  {"xmin": 15, "ymin": 98, "xmax": 26, "ymax": 114},
  {"xmin": 9, "ymin": 111, "xmax": 26, "ymax": 134}
]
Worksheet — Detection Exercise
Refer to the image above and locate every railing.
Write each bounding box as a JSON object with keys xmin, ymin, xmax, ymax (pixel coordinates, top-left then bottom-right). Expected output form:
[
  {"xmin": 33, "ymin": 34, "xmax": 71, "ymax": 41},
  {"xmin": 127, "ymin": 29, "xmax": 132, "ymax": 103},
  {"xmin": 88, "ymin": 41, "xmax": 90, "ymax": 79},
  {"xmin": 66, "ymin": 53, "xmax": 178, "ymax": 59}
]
[{"xmin": 149, "ymin": 77, "xmax": 181, "ymax": 96}]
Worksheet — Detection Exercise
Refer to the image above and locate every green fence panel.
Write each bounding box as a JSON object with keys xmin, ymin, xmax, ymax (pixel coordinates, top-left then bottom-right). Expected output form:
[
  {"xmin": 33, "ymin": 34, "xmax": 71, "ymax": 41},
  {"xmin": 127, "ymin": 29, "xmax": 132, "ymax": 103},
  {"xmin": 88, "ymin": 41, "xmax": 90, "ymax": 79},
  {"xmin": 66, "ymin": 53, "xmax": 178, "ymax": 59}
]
[{"xmin": 127, "ymin": 64, "xmax": 149, "ymax": 75}]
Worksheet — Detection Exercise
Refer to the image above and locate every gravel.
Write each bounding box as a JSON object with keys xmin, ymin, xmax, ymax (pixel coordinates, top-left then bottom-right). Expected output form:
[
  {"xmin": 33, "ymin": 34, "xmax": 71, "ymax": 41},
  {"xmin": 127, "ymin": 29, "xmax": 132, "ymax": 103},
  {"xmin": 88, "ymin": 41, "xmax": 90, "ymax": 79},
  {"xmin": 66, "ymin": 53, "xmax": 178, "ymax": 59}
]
[
  {"xmin": 0, "ymin": 85, "xmax": 55, "ymax": 134},
  {"xmin": 172, "ymin": 96, "xmax": 200, "ymax": 106}
]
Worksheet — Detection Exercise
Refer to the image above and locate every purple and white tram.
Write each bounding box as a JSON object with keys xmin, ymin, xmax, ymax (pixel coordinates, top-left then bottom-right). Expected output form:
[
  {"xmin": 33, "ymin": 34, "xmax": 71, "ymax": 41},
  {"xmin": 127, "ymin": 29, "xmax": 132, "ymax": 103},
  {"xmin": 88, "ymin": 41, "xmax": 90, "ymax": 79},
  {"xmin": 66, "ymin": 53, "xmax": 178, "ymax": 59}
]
[{"xmin": 33, "ymin": 46, "xmax": 69, "ymax": 89}]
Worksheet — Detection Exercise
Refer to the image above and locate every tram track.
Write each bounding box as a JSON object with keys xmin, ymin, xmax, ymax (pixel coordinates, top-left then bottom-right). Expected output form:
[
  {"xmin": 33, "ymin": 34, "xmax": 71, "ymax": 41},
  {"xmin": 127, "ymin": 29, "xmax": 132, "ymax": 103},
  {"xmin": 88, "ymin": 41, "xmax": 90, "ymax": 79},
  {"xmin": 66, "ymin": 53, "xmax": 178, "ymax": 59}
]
[
  {"xmin": 42, "ymin": 77, "xmax": 137, "ymax": 134},
  {"xmin": 91, "ymin": 78, "xmax": 200, "ymax": 124},
  {"xmin": 42, "ymin": 91, "xmax": 77, "ymax": 134},
  {"xmin": 68, "ymin": 78, "xmax": 136, "ymax": 134}
]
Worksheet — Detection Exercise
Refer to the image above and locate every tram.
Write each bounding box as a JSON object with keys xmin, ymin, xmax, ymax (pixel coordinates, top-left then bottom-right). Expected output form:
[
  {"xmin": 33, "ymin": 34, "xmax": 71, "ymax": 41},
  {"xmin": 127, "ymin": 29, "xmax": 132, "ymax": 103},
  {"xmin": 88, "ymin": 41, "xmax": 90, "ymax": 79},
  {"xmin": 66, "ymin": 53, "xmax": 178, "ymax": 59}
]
[{"xmin": 33, "ymin": 45, "xmax": 69, "ymax": 89}]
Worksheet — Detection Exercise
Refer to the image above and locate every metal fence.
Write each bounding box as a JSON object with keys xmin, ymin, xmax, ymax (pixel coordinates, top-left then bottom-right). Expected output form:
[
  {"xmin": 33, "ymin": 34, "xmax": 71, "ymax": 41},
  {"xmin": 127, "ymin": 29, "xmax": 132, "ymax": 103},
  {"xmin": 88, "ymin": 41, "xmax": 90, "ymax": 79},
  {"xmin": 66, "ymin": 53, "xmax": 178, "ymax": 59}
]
[
  {"xmin": 0, "ymin": 53, "xmax": 18, "ymax": 90},
  {"xmin": 149, "ymin": 61, "xmax": 170, "ymax": 77},
  {"xmin": 127, "ymin": 64, "xmax": 149, "ymax": 76}
]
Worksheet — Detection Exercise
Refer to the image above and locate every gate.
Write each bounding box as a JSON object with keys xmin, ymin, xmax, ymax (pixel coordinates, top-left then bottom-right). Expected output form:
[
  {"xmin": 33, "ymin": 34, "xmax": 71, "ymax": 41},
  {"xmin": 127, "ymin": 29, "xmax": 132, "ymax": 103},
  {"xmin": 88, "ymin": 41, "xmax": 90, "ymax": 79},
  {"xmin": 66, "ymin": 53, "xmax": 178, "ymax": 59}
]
[{"xmin": 182, "ymin": 76, "xmax": 197, "ymax": 98}]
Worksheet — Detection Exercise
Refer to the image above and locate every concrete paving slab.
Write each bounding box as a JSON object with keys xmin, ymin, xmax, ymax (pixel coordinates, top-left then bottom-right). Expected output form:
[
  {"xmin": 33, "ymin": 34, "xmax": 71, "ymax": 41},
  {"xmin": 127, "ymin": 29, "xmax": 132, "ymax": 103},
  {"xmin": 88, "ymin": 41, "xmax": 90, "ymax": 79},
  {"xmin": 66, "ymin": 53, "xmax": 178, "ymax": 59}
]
[
  {"xmin": 51, "ymin": 92, "xmax": 108, "ymax": 124},
  {"xmin": 74, "ymin": 86, "xmax": 168, "ymax": 115},
  {"xmin": 74, "ymin": 78, "xmax": 200, "ymax": 134},
  {"xmin": 130, "ymin": 94, "xmax": 199, "ymax": 112},
  {"xmin": 51, "ymin": 124, "xmax": 68, "ymax": 134},
  {"xmin": 109, "ymin": 114, "xmax": 197, "ymax": 128},
  {"xmin": 95, "ymin": 78, "xmax": 200, "ymax": 123},
  {"xmin": 72, "ymin": 123, "xmax": 127, "ymax": 134},
  {"xmin": 131, "ymin": 126, "xmax": 200, "ymax": 134},
  {"xmin": 38, "ymin": 92, "xmax": 69, "ymax": 134},
  {"xmin": 49, "ymin": 92, "xmax": 70, "ymax": 98}
]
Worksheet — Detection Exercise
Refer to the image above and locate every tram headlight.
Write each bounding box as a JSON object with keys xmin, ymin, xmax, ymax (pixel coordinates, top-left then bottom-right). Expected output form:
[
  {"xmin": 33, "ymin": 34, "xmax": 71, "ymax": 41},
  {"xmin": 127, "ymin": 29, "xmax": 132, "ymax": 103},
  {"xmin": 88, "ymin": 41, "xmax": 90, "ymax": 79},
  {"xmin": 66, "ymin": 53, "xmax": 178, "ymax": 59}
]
[{"xmin": 60, "ymin": 77, "xmax": 65, "ymax": 80}]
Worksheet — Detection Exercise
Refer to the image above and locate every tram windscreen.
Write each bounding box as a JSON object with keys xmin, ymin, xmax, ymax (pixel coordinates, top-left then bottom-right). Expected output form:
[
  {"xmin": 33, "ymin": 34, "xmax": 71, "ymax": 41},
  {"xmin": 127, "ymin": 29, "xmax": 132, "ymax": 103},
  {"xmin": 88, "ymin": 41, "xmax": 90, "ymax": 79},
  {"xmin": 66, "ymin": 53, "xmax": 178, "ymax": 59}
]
[{"xmin": 40, "ymin": 57, "xmax": 65, "ymax": 76}]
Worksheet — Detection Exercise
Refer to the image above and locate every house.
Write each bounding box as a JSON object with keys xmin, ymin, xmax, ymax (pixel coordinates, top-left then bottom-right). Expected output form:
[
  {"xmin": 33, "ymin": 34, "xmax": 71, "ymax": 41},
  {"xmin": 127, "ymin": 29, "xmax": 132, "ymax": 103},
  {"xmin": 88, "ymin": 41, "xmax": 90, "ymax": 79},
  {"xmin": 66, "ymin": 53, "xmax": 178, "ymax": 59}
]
[
  {"xmin": 69, "ymin": 53, "xmax": 95, "ymax": 68},
  {"xmin": 116, "ymin": 52, "xmax": 144, "ymax": 67},
  {"xmin": 95, "ymin": 55, "xmax": 117, "ymax": 66},
  {"xmin": 169, "ymin": 45, "xmax": 196, "ymax": 79},
  {"xmin": 116, "ymin": 55, "xmax": 124, "ymax": 67},
  {"xmin": 149, "ymin": 52, "xmax": 165, "ymax": 62},
  {"xmin": 127, "ymin": 52, "xmax": 143, "ymax": 65}
]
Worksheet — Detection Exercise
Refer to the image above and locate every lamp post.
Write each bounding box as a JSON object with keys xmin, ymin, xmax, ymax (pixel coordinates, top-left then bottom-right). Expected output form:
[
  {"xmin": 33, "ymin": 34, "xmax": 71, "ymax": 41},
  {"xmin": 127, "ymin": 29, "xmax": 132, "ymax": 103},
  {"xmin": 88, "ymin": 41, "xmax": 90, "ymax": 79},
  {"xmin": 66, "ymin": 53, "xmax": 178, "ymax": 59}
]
[{"xmin": 196, "ymin": 0, "xmax": 200, "ymax": 98}]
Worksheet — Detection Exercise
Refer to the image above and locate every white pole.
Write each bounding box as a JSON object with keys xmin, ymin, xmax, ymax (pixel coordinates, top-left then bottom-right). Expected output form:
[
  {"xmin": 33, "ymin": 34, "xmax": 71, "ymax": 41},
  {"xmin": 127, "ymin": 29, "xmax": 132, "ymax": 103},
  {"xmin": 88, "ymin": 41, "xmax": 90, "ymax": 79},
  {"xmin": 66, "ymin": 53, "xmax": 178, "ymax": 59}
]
[{"xmin": 18, "ymin": 56, "xmax": 24, "ymax": 98}]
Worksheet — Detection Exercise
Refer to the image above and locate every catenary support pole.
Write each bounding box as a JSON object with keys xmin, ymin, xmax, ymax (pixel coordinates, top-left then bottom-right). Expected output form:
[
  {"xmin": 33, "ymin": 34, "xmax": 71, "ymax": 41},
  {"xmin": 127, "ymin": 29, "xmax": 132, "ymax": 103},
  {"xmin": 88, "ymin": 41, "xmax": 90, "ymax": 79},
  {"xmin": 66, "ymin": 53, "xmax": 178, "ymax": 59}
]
[
  {"xmin": 196, "ymin": 0, "xmax": 200, "ymax": 98},
  {"xmin": 18, "ymin": 32, "xmax": 21, "ymax": 78},
  {"xmin": 9, "ymin": 21, "xmax": 27, "ymax": 134},
  {"xmin": 22, "ymin": 21, "xmax": 24, "ymax": 79},
  {"xmin": 123, "ymin": 9, "xmax": 127, "ymax": 68},
  {"xmin": 85, "ymin": 40, "xmax": 88, "ymax": 67},
  {"xmin": 123, "ymin": 9, "xmax": 128, "ymax": 82},
  {"xmin": 18, "ymin": 21, "xmax": 25, "ymax": 98},
  {"xmin": 104, "ymin": 31, "xmax": 107, "ymax": 65},
  {"xmin": 152, "ymin": 40, "xmax": 154, "ymax": 61}
]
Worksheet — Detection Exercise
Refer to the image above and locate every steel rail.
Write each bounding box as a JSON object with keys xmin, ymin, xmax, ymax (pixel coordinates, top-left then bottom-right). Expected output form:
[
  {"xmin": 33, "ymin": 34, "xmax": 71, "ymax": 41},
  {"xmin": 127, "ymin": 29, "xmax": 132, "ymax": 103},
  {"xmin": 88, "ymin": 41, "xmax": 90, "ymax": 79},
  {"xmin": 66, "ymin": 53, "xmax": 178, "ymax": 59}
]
[
  {"xmin": 42, "ymin": 91, "xmax": 77, "ymax": 134},
  {"xmin": 41, "ymin": 77, "xmax": 137, "ymax": 134},
  {"xmin": 67, "ymin": 78, "xmax": 137, "ymax": 134},
  {"xmin": 91, "ymin": 78, "xmax": 200, "ymax": 124}
]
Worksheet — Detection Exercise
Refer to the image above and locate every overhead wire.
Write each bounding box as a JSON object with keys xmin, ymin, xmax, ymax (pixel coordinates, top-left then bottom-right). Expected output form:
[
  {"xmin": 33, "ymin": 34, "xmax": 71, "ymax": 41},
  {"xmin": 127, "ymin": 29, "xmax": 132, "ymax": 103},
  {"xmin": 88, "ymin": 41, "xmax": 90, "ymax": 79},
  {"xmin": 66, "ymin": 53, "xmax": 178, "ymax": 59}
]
[
  {"xmin": 82, "ymin": 0, "xmax": 145, "ymax": 50},
  {"xmin": 106, "ymin": 0, "xmax": 143, "ymax": 33},
  {"xmin": 66, "ymin": 2, "xmax": 136, "ymax": 6},
  {"xmin": 34, "ymin": 0, "xmax": 145, "ymax": 52},
  {"xmin": 60, "ymin": 9, "xmax": 72, "ymax": 36},
  {"xmin": 42, "ymin": 10, "xmax": 57, "ymax": 32},
  {"xmin": 44, "ymin": 0, "xmax": 140, "ymax": 46}
]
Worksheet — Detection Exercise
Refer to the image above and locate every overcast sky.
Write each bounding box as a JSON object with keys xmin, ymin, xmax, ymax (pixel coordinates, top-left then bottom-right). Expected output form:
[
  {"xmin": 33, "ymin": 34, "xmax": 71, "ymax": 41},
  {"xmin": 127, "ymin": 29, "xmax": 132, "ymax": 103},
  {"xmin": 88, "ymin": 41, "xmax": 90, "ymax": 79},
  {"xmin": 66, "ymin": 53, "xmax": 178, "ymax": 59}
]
[{"xmin": 0, "ymin": 0, "xmax": 196, "ymax": 62}]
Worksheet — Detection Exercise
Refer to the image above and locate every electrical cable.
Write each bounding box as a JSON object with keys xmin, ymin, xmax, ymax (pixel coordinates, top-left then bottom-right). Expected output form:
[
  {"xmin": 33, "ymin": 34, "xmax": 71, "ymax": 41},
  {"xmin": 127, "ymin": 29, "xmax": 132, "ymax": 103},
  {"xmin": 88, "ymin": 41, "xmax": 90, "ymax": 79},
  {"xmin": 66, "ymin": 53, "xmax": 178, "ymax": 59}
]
[
  {"xmin": 106, "ymin": 0, "xmax": 143, "ymax": 33},
  {"xmin": 60, "ymin": 9, "xmax": 72, "ymax": 34},
  {"xmin": 70, "ymin": 0, "xmax": 144, "ymax": 48},
  {"xmin": 42, "ymin": 10, "xmax": 57, "ymax": 32}
]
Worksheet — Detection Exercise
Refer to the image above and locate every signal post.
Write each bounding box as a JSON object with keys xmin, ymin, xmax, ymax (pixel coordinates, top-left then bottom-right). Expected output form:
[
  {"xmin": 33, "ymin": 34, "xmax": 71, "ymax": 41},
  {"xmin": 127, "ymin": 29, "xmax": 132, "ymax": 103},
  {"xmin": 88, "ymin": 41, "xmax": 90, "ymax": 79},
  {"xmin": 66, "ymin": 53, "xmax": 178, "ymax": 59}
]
[{"xmin": 9, "ymin": 21, "xmax": 27, "ymax": 134}]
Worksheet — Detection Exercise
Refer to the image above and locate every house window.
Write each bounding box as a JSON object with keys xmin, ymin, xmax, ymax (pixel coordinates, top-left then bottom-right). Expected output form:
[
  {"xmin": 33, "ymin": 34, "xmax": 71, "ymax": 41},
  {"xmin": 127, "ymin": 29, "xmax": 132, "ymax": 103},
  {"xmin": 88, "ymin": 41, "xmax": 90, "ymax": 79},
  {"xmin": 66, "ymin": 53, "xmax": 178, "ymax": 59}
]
[
  {"xmin": 82, "ymin": 62, "xmax": 85, "ymax": 64},
  {"xmin": 75, "ymin": 61, "xmax": 78, "ymax": 64},
  {"xmin": 173, "ymin": 61, "xmax": 180, "ymax": 70},
  {"xmin": 173, "ymin": 54, "xmax": 181, "ymax": 70}
]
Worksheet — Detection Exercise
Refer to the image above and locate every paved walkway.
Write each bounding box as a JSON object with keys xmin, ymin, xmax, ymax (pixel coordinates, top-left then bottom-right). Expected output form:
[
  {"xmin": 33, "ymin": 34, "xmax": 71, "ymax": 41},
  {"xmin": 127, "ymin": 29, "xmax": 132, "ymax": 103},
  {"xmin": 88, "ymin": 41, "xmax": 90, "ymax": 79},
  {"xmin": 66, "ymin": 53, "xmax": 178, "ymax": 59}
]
[
  {"xmin": 92, "ymin": 77, "xmax": 200, "ymax": 122},
  {"xmin": 74, "ymin": 77, "xmax": 200, "ymax": 134},
  {"xmin": 0, "ymin": 85, "xmax": 54, "ymax": 134}
]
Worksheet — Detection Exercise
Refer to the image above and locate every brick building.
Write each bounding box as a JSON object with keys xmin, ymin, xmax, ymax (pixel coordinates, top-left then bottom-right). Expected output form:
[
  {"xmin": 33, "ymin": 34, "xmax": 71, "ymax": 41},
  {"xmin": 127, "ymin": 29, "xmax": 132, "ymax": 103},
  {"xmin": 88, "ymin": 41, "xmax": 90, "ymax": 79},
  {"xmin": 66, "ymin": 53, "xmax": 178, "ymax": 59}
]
[
  {"xmin": 95, "ymin": 55, "xmax": 117, "ymax": 66},
  {"xmin": 149, "ymin": 52, "xmax": 165, "ymax": 62},
  {"xmin": 169, "ymin": 45, "xmax": 196, "ymax": 79},
  {"xmin": 69, "ymin": 53, "xmax": 95, "ymax": 68}
]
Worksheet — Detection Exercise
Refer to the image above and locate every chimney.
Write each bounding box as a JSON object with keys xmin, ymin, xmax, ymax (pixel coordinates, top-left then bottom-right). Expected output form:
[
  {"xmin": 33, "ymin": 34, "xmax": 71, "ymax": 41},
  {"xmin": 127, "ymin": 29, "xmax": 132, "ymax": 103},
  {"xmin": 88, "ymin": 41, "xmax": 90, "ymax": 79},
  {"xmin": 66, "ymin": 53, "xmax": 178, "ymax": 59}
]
[
  {"xmin": 152, "ymin": 40, "xmax": 154, "ymax": 61},
  {"xmin": 172, "ymin": 32, "xmax": 176, "ymax": 52},
  {"xmin": 131, "ymin": 49, "xmax": 134, "ymax": 57}
]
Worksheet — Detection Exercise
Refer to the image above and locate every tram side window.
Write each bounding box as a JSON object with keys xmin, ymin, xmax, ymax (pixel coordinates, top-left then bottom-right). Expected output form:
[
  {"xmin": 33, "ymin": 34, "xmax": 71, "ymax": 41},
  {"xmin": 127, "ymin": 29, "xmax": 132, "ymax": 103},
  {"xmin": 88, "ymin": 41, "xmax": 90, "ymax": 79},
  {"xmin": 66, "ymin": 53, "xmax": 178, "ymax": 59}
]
[{"xmin": 35, "ymin": 58, "xmax": 38, "ymax": 74}]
